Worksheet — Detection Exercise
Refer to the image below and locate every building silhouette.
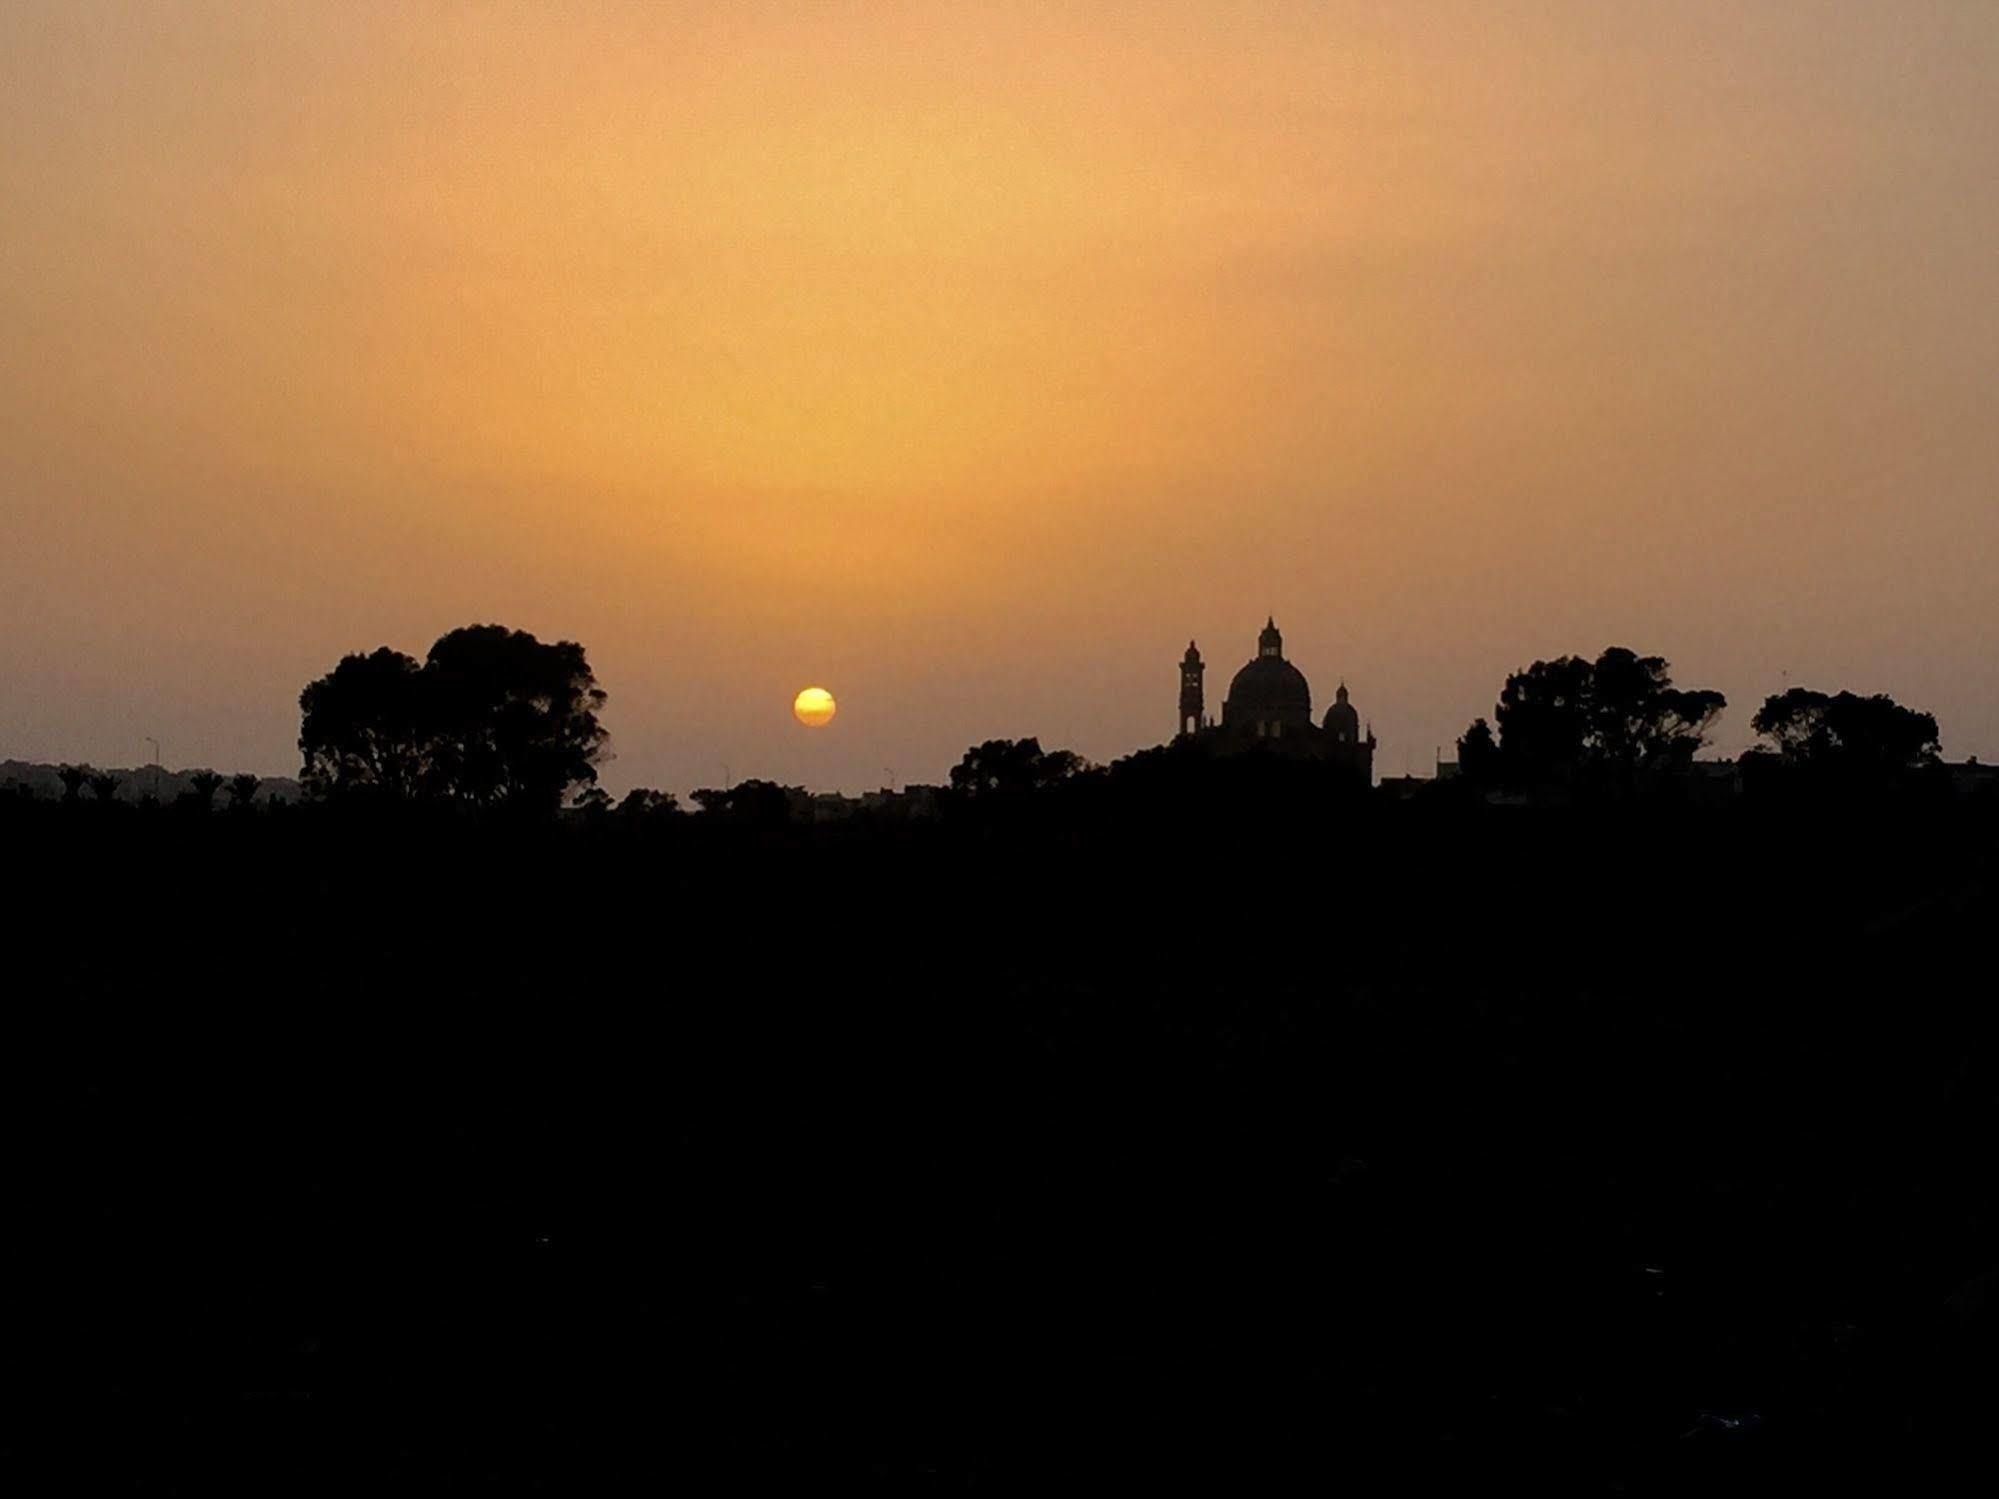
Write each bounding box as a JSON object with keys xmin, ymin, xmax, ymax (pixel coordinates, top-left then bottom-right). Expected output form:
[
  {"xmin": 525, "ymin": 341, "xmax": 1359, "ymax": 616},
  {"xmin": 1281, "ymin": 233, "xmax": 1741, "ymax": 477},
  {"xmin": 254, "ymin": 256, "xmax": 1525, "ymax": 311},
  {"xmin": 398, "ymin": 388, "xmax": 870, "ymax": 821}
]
[{"xmin": 1177, "ymin": 619, "xmax": 1376, "ymax": 782}]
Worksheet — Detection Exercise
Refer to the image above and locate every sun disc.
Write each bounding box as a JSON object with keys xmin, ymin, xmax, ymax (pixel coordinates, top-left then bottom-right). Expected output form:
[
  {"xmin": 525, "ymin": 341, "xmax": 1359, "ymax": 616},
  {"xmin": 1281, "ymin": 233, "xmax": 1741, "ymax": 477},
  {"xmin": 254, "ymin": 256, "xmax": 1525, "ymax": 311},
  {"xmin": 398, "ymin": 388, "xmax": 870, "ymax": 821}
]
[{"xmin": 793, "ymin": 686, "xmax": 837, "ymax": 727}]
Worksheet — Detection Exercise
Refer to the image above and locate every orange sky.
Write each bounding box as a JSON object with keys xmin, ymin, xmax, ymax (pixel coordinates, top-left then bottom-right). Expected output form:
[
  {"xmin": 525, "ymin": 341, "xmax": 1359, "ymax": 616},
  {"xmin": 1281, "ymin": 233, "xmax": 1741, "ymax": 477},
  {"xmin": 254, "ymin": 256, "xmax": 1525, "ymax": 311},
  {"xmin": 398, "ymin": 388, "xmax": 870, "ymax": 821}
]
[{"xmin": 4, "ymin": 1, "xmax": 1995, "ymax": 792}]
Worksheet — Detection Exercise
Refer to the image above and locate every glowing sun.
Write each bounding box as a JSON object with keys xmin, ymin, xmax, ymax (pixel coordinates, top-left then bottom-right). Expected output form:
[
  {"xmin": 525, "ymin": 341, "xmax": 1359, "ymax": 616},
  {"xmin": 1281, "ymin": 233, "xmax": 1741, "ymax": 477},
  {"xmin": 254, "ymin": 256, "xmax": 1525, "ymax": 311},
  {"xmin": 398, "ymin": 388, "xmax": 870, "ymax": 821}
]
[{"xmin": 793, "ymin": 686, "xmax": 837, "ymax": 728}]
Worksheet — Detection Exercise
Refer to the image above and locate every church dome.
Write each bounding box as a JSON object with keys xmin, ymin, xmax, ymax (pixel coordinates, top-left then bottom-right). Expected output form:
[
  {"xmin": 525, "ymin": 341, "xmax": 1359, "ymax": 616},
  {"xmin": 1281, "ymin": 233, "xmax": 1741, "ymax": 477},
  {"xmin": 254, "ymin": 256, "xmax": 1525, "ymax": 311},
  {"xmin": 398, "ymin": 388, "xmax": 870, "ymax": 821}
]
[{"xmin": 1226, "ymin": 656, "xmax": 1312, "ymax": 721}]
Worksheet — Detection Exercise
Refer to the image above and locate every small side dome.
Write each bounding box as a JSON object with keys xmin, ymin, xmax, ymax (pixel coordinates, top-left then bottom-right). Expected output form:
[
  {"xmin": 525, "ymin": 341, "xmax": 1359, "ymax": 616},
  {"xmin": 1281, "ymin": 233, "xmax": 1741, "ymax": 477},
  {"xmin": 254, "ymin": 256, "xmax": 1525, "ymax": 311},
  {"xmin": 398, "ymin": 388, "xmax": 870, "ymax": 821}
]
[{"xmin": 1323, "ymin": 681, "xmax": 1360, "ymax": 742}]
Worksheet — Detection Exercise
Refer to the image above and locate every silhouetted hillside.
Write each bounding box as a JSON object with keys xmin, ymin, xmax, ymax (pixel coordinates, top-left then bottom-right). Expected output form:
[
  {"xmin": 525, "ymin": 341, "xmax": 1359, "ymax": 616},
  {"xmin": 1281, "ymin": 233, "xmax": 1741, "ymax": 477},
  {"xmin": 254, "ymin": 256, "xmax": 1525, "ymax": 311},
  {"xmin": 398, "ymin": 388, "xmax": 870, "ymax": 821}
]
[{"xmin": 12, "ymin": 784, "xmax": 1998, "ymax": 1491}]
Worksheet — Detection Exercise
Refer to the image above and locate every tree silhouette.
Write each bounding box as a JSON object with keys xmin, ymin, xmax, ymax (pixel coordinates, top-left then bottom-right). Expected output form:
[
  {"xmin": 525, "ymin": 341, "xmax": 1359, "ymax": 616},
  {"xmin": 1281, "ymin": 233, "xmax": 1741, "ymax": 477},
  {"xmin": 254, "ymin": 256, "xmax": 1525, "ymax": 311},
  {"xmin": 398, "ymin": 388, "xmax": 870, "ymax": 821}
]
[
  {"xmin": 419, "ymin": 626, "xmax": 608, "ymax": 811},
  {"xmin": 1456, "ymin": 719, "xmax": 1499, "ymax": 786},
  {"xmin": 57, "ymin": 764, "xmax": 90, "ymax": 803},
  {"xmin": 1752, "ymin": 688, "xmax": 1940, "ymax": 771},
  {"xmin": 299, "ymin": 626, "xmax": 609, "ymax": 811},
  {"xmin": 1586, "ymin": 647, "xmax": 1727, "ymax": 770},
  {"xmin": 186, "ymin": 771, "xmax": 224, "ymax": 810},
  {"xmin": 227, "ymin": 773, "xmax": 262, "ymax": 809},
  {"xmin": 299, "ymin": 647, "xmax": 429, "ymax": 799},
  {"xmin": 88, "ymin": 772, "xmax": 120, "ymax": 803},
  {"xmin": 1494, "ymin": 656, "xmax": 1595, "ymax": 781},
  {"xmin": 949, "ymin": 738, "xmax": 1088, "ymax": 798}
]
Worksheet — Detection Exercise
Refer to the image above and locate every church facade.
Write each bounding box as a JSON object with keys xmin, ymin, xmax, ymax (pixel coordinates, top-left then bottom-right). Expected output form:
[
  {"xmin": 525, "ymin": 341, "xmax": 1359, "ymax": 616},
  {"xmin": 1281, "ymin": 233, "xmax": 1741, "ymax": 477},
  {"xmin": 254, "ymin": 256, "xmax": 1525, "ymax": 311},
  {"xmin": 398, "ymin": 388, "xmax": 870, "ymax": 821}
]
[{"xmin": 1177, "ymin": 619, "xmax": 1376, "ymax": 783}]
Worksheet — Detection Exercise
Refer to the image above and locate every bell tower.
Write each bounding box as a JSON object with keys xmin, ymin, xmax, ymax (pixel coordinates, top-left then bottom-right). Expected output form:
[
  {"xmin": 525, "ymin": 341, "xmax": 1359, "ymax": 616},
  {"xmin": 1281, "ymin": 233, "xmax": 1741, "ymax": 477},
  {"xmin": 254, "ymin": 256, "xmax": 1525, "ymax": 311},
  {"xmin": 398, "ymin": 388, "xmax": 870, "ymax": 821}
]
[{"xmin": 1178, "ymin": 641, "xmax": 1205, "ymax": 738}]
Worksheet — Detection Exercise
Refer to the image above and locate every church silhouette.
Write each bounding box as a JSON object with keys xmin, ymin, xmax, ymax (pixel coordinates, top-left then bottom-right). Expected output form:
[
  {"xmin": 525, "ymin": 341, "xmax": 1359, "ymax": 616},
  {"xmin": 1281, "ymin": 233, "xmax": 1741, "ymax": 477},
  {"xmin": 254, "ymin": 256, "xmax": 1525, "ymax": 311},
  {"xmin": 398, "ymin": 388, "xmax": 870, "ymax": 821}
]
[{"xmin": 1178, "ymin": 618, "xmax": 1375, "ymax": 781}]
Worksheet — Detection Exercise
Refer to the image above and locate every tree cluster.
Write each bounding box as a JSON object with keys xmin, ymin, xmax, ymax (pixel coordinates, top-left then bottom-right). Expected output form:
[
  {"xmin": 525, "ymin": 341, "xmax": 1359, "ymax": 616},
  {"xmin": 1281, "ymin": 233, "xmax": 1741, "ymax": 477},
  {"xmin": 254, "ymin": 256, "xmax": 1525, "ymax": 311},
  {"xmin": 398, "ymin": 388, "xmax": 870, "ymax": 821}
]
[
  {"xmin": 45, "ymin": 765, "xmax": 265, "ymax": 810},
  {"xmin": 1459, "ymin": 647, "xmax": 1726, "ymax": 789},
  {"xmin": 688, "ymin": 779, "xmax": 795, "ymax": 826},
  {"xmin": 948, "ymin": 738, "xmax": 1090, "ymax": 799},
  {"xmin": 1750, "ymin": 688, "xmax": 1940, "ymax": 772},
  {"xmin": 298, "ymin": 625, "xmax": 608, "ymax": 811},
  {"xmin": 573, "ymin": 785, "xmax": 682, "ymax": 821},
  {"xmin": 53, "ymin": 765, "xmax": 125, "ymax": 803}
]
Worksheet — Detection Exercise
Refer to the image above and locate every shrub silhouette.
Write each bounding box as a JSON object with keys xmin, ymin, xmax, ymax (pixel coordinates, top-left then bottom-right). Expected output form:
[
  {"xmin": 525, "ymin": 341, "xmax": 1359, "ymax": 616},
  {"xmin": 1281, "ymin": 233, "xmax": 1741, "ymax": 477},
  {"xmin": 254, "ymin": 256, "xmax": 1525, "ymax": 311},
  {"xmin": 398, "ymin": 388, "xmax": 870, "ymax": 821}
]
[
  {"xmin": 690, "ymin": 779, "xmax": 792, "ymax": 826},
  {"xmin": 617, "ymin": 787, "xmax": 680, "ymax": 819}
]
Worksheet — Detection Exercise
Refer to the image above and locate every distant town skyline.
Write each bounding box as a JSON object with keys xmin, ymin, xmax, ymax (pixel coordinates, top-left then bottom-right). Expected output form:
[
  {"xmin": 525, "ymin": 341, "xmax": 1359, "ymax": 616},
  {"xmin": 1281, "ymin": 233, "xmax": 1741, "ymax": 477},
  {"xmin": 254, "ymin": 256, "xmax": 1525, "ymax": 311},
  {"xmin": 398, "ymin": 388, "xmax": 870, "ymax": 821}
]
[{"xmin": 5, "ymin": 3, "xmax": 1996, "ymax": 797}]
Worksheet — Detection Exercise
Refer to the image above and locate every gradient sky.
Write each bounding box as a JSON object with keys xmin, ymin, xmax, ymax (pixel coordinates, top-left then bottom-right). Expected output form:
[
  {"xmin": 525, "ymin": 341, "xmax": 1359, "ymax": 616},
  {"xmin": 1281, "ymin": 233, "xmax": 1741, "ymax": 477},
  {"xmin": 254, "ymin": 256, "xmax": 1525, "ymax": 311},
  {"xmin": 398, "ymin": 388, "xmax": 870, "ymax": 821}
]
[{"xmin": 4, "ymin": 1, "xmax": 1995, "ymax": 793}]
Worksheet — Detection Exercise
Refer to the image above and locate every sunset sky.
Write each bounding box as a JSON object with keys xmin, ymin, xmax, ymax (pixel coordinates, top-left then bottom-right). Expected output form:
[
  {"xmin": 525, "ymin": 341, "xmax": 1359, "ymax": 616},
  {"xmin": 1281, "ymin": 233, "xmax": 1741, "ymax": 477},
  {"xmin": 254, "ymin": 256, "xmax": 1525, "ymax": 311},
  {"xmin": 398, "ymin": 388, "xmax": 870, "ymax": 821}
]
[{"xmin": 5, "ymin": 1, "xmax": 1995, "ymax": 794}]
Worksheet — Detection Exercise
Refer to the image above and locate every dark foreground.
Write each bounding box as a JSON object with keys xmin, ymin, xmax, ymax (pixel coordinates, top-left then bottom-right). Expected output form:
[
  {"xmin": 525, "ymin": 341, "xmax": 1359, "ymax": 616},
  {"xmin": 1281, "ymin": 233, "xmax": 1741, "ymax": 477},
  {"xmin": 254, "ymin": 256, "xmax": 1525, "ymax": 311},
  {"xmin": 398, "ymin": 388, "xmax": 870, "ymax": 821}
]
[{"xmin": 12, "ymin": 786, "xmax": 1999, "ymax": 1491}]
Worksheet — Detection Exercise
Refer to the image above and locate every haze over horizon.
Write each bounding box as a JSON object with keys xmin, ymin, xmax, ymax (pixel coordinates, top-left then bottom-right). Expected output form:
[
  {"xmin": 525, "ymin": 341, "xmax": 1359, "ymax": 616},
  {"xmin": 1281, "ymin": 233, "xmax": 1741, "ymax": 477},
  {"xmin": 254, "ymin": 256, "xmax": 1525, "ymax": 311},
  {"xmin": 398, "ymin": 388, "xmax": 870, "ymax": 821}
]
[{"xmin": 5, "ymin": 1, "xmax": 1995, "ymax": 796}]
